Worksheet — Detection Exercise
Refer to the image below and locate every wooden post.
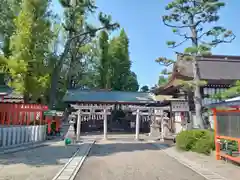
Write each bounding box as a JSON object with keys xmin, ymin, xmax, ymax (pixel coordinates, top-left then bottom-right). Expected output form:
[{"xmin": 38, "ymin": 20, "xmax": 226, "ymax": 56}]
[
  {"xmin": 47, "ymin": 118, "xmax": 51, "ymax": 134},
  {"xmin": 135, "ymin": 109, "xmax": 140, "ymax": 140},
  {"xmin": 160, "ymin": 115, "xmax": 164, "ymax": 142},
  {"xmin": 76, "ymin": 110, "xmax": 81, "ymax": 141},
  {"xmin": 238, "ymin": 140, "xmax": 240, "ymax": 154},
  {"xmin": 7, "ymin": 104, "xmax": 10, "ymax": 125},
  {"xmin": 213, "ymin": 108, "xmax": 220, "ymax": 160},
  {"xmin": 55, "ymin": 117, "xmax": 60, "ymax": 132},
  {"xmin": 103, "ymin": 108, "xmax": 108, "ymax": 140}
]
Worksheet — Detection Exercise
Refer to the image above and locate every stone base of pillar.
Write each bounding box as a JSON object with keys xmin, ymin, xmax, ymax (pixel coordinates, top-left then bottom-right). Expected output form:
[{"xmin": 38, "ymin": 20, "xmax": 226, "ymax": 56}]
[
  {"xmin": 149, "ymin": 124, "xmax": 161, "ymax": 138},
  {"xmin": 102, "ymin": 136, "xmax": 108, "ymax": 141},
  {"xmin": 64, "ymin": 121, "xmax": 76, "ymax": 143},
  {"xmin": 159, "ymin": 136, "xmax": 165, "ymax": 142},
  {"xmin": 135, "ymin": 136, "xmax": 139, "ymax": 141}
]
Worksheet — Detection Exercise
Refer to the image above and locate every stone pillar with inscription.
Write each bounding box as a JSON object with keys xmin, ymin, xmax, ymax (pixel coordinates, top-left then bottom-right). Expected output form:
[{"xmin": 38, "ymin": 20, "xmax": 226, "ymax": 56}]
[
  {"xmin": 162, "ymin": 112, "xmax": 170, "ymax": 138},
  {"xmin": 64, "ymin": 115, "xmax": 76, "ymax": 142},
  {"xmin": 149, "ymin": 108, "xmax": 161, "ymax": 138},
  {"xmin": 135, "ymin": 109, "xmax": 140, "ymax": 140},
  {"xmin": 103, "ymin": 108, "xmax": 108, "ymax": 140}
]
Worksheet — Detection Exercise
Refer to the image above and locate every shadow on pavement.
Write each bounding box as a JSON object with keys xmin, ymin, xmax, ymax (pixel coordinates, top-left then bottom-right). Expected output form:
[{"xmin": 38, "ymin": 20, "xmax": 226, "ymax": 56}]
[
  {"xmin": 87, "ymin": 142, "xmax": 172, "ymax": 157},
  {"xmin": 0, "ymin": 143, "xmax": 81, "ymax": 166},
  {"xmin": 0, "ymin": 140, "xmax": 172, "ymax": 167}
]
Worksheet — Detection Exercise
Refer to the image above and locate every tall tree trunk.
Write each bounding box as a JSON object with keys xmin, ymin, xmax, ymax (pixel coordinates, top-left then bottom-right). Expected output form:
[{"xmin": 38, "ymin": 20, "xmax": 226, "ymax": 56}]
[
  {"xmin": 49, "ymin": 65, "xmax": 59, "ymax": 108},
  {"xmin": 191, "ymin": 15, "xmax": 204, "ymax": 128},
  {"xmin": 192, "ymin": 60, "xmax": 204, "ymax": 128},
  {"xmin": 49, "ymin": 39, "xmax": 71, "ymax": 109}
]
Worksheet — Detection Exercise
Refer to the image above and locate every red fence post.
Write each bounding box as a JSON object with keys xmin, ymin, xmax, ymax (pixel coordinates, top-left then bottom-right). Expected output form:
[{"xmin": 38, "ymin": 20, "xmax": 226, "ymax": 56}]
[
  {"xmin": 212, "ymin": 108, "xmax": 221, "ymax": 160},
  {"xmin": 0, "ymin": 104, "xmax": 4, "ymax": 125},
  {"xmin": 238, "ymin": 140, "xmax": 240, "ymax": 154},
  {"xmin": 55, "ymin": 117, "xmax": 60, "ymax": 132}
]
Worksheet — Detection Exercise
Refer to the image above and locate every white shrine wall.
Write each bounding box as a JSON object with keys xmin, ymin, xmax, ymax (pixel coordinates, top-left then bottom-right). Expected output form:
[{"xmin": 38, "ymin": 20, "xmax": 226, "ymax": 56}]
[{"xmin": 0, "ymin": 125, "xmax": 47, "ymax": 150}]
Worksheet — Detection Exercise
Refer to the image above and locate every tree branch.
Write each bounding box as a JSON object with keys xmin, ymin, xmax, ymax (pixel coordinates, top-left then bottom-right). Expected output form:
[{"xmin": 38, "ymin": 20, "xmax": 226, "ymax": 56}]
[
  {"xmin": 163, "ymin": 19, "xmax": 190, "ymax": 29},
  {"xmin": 168, "ymin": 38, "xmax": 188, "ymax": 48},
  {"xmin": 197, "ymin": 30, "xmax": 210, "ymax": 39},
  {"xmin": 155, "ymin": 57, "xmax": 175, "ymax": 67},
  {"xmin": 209, "ymin": 33, "xmax": 236, "ymax": 46},
  {"xmin": 175, "ymin": 31, "xmax": 191, "ymax": 39},
  {"xmin": 69, "ymin": 23, "xmax": 118, "ymax": 42}
]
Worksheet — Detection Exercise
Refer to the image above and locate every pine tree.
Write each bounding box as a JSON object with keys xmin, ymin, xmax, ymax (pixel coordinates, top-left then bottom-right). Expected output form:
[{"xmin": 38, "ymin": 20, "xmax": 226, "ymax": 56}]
[{"xmin": 156, "ymin": 0, "xmax": 235, "ymax": 128}]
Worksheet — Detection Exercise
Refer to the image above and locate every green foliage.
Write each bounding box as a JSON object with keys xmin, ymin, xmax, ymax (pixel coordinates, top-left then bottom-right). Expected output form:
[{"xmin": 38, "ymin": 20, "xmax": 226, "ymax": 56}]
[
  {"xmin": 8, "ymin": 0, "xmax": 52, "ymax": 101},
  {"xmin": 140, "ymin": 85, "xmax": 149, "ymax": 92},
  {"xmin": 155, "ymin": 57, "xmax": 174, "ymax": 66},
  {"xmin": 0, "ymin": 0, "xmax": 22, "ymax": 57},
  {"xmin": 103, "ymin": 29, "xmax": 138, "ymax": 91},
  {"xmin": 98, "ymin": 30, "xmax": 110, "ymax": 89},
  {"xmin": 158, "ymin": 75, "xmax": 168, "ymax": 86},
  {"xmin": 0, "ymin": 56, "xmax": 7, "ymax": 73},
  {"xmin": 125, "ymin": 72, "xmax": 139, "ymax": 92},
  {"xmin": 176, "ymin": 129, "xmax": 215, "ymax": 155},
  {"xmin": 160, "ymin": 0, "xmax": 235, "ymax": 70},
  {"xmin": 157, "ymin": 0, "xmax": 235, "ymax": 128},
  {"xmin": 220, "ymin": 139, "xmax": 239, "ymax": 152},
  {"xmin": 192, "ymin": 137, "xmax": 214, "ymax": 155},
  {"xmin": 214, "ymin": 81, "xmax": 240, "ymax": 99},
  {"xmin": 0, "ymin": 0, "xmax": 137, "ymax": 107}
]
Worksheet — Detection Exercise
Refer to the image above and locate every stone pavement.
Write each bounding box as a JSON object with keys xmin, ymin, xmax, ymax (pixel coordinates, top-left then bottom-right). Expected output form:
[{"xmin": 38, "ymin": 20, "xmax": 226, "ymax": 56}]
[
  {"xmin": 52, "ymin": 140, "xmax": 94, "ymax": 180},
  {"xmin": 75, "ymin": 140, "xmax": 206, "ymax": 180},
  {"xmin": 0, "ymin": 141, "xmax": 81, "ymax": 180},
  {"xmin": 159, "ymin": 146, "xmax": 239, "ymax": 180}
]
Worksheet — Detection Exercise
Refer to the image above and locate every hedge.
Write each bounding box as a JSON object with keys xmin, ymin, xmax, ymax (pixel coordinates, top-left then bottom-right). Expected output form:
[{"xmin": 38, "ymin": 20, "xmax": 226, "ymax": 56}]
[
  {"xmin": 176, "ymin": 129, "xmax": 238, "ymax": 155},
  {"xmin": 176, "ymin": 129, "xmax": 215, "ymax": 155}
]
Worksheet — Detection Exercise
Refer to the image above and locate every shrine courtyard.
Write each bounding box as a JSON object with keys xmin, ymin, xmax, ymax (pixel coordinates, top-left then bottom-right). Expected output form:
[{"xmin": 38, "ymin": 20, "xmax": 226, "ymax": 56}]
[
  {"xmin": 1, "ymin": 134, "xmax": 239, "ymax": 180},
  {"xmin": 0, "ymin": 90, "xmax": 239, "ymax": 180}
]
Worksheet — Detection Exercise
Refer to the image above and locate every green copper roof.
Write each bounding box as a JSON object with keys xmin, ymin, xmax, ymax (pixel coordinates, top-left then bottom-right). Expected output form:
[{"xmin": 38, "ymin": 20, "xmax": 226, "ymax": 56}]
[
  {"xmin": 44, "ymin": 110, "xmax": 63, "ymax": 116},
  {"xmin": 63, "ymin": 89, "xmax": 156, "ymax": 104},
  {"xmin": 0, "ymin": 73, "xmax": 12, "ymax": 94},
  {"xmin": 0, "ymin": 85, "xmax": 12, "ymax": 94}
]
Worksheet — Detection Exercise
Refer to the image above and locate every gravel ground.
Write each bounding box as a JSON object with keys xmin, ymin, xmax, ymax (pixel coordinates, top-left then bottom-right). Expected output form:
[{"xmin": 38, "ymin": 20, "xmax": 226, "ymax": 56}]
[
  {"xmin": 75, "ymin": 141, "xmax": 206, "ymax": 180},
  {"xmin": 0, "ymin": 141, "xmax": 80, "ymax": 180}
]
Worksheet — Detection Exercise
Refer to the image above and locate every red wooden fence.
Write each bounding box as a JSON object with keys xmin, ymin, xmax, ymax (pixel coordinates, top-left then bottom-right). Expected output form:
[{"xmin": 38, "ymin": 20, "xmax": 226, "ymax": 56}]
[
  {"xmin": 212, "ymin": 108, "xmax": 240, "ymax": 163},
  {"xmin": 0, "ymin": 103, "xmax": 63, "ymax": 135},
  {"xmin": 0, "ymin": 103, "xmax": 48, "ymax": 126}
]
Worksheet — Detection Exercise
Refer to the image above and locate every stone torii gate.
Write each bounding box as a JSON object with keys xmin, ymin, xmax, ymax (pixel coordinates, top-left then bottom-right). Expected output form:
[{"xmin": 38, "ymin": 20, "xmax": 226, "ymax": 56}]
[{"xmin": 70, "ymin": 104, "xmax": 170, "ymax": 141}]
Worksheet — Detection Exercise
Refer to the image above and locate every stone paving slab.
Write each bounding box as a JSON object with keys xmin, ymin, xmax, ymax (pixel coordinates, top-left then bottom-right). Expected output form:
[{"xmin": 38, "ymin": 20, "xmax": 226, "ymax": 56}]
[
  {"xmin": 52, "ymin": 140, "xmax": 95, "ymax": 180},
  {"xmin": 0, "ymin": 141, "xmax": 81, "ymax": 180},
  {"xmin": 155, "ymin": 145, "xmax": 240, "ymax": 180},
  {"xmin": 75, "ymin": 140, "xmax": 206, "ymax": 180}
]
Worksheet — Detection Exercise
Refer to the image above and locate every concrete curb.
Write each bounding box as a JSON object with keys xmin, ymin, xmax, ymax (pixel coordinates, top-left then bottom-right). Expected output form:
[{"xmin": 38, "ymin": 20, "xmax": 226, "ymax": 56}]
[
  {"xmin": 52, "ymin": 140, "xmax": 95, "ymax": 180},
  {"xmin": 153, "ymin": 143, "xmax": 227, "ymax": 180}
]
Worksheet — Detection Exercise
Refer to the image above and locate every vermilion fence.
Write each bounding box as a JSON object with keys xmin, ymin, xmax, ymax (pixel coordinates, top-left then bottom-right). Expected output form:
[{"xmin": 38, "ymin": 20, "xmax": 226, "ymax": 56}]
[
  {"xmin": 0, "ymin": 103, "xmax": 63, "ymax": 135},
  {"xmin": 212, "ymin": 108, "xmax": 240, "ymax": 163},
  {"xmin": 0, "ymin": 103, "xmax": 48, "ymax": 126}
]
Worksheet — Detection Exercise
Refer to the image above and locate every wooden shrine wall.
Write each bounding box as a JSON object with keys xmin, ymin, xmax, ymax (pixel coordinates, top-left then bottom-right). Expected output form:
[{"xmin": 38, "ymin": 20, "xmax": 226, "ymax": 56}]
[{"xmin": 71, "ymin": 104, "xmax": 170, "ymax": 133}]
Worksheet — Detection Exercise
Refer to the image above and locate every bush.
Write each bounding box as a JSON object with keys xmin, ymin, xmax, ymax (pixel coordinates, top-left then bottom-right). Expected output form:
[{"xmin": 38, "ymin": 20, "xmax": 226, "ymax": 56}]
[
  {"xmin": 192, "ymin": 132, "xmax": 214, "ymax": 155},
  {"xmin": 176, "ymin": 129, "xmax": 215, "ymax": 155},
  {"xmin": 220, "ymin": 139, "xmax": 238, "ymax": 151}
]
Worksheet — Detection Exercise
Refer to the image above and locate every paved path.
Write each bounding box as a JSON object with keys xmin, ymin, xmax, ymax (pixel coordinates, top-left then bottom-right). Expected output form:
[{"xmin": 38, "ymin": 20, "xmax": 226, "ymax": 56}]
[
  {"xmin": 0, "ymin": 141, "xmax": 80, "ymax": 180},
  {"xmin": 75, "ymin": 140, "xmax": 206, "ymax": 180},
  {"xmin": 161, "ymin": 147, "xmax": 239, "ymax": 180}
]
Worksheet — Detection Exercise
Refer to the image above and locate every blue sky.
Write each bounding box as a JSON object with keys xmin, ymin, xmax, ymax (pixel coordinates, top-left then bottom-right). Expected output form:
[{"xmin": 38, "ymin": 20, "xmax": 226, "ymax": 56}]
[{"xmin": 52, "ymin": 0, "xmax": 239, "ymax": 88}]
